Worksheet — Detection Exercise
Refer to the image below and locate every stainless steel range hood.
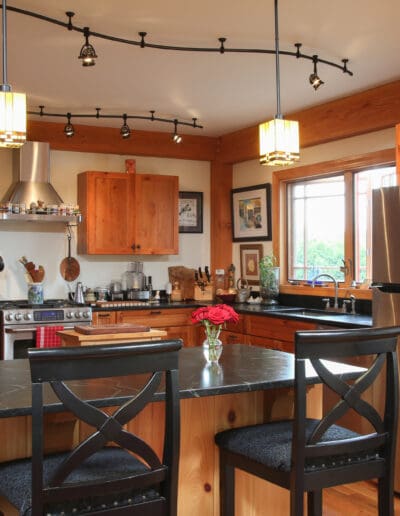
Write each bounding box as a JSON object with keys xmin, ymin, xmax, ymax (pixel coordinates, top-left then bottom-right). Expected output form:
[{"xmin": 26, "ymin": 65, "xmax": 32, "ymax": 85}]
[
  {"xmin": 1, "ymin": 141, "xmax": 80, "ymax": 223},
  {"xmin": 2, "ymin": 141, "xmax": 63, "ymax": 206}
]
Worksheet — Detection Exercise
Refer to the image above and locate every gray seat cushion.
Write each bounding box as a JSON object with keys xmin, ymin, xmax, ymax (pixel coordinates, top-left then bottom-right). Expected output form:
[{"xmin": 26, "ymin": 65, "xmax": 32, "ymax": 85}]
[
  {"xmin": 0, "ymin": 447, "xmax": 161, "ymax": 515},
  {"xmin": 215, "ymin": 418, "xmax": 378, "ymax": 473}
]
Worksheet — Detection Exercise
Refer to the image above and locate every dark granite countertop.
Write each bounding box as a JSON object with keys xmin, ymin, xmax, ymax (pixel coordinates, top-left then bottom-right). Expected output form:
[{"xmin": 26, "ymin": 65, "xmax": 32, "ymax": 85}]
[
  {"xmin": 93, "ymin": 300, "xmax": 372, "ymax": 328},
  {"xmin": 0, "ymin": 344, "xmax": 364, "ymax": 419},
  {"xmin": 234, "ymin": 303, "xmax": 372, "ymax": 328}
]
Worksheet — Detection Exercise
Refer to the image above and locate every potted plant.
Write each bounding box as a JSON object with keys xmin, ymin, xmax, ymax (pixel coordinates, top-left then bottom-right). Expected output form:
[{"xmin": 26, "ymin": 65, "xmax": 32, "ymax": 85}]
[{"xmin": 259, "ymin": 254, "xmax": 279, "ymax": 305}]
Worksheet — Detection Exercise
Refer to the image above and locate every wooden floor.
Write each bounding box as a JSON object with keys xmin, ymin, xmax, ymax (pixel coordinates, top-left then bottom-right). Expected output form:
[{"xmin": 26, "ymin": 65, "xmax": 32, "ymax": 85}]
[
  {"xmin": 324, "ymin": 481, "xmax": 400, "ymax": 515},
  {"xmin": 1, "ymin": 481, "xmax": 400, "ymax": 515}
]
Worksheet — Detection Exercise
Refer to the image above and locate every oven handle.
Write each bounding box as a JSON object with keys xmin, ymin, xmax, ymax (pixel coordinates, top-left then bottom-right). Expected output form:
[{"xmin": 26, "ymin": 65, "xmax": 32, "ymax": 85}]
[{"xmin": 5, "ymin": 326, "xmax": 76, "ymax": 334}]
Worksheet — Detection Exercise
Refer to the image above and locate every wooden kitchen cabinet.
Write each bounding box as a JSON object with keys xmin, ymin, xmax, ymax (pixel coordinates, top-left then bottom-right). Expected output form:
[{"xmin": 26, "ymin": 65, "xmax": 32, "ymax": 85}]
[
  {"xmin": 91, "ymin": 311, "xmax": 117, "ymax": 326},
  {"xmin": 116, "ymin": 308, "xmax": 198, "ymax": 347},
  {"xmin": 77, "ymin": 171, "xmax": 179, "ymax": 255},
  {"xmin": 244, "ymin": 314, "xmax": 316, "ymax": 353}
]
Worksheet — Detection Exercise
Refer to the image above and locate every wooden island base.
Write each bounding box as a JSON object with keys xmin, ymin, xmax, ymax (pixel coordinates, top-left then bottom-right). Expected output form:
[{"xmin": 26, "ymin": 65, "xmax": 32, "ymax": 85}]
[{"xmin": 0, "ymin": 386, "xmax": 321, "ymax": 516}]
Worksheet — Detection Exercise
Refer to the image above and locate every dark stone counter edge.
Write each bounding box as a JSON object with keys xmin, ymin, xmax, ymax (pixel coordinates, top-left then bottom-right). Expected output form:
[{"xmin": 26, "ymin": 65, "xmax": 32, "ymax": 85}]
[
  {"xmin": 1, "ymin": 371, "xmax": 361, "ymax": 420},
  {"xmin": 92, "ymin": 300, "xmax": 372, "ymax": 328}
]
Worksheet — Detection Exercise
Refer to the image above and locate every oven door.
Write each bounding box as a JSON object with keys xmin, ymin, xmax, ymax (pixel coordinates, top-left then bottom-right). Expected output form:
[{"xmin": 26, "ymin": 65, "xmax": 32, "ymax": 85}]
[{"xmin": 2, "ymin": 323, "xmax": 81, "ymax": 360}]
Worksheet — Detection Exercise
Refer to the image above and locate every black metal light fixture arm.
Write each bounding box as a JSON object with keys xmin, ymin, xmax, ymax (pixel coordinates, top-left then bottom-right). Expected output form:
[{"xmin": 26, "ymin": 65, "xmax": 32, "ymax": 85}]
[{"xmin": 2, "ymin": 4, "xmax": 353, "ymax": 76}]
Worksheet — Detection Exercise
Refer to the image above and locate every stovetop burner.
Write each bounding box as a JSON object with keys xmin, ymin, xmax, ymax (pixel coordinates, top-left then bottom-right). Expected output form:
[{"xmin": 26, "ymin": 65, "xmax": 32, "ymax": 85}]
[{"xmin": 0, "ymin": 299, "xmax": 78, "ymax": 310}]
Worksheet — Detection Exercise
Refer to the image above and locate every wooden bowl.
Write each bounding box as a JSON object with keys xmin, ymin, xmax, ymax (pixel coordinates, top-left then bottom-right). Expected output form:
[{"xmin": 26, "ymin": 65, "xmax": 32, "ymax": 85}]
[{"xmin": 217, "ymin": 293, "xmax": 236, "ymax": 304}]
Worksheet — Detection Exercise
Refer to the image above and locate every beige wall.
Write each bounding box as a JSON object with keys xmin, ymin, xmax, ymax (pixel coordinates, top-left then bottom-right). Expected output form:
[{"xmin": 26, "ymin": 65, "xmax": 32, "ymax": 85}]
[
  {"xmin": 232, "ymin": 127, "xmax": 396, "ymax": 283},
  {"xmin": 0, "ymin": 149, "xmax": 210, "ymax": 300}
]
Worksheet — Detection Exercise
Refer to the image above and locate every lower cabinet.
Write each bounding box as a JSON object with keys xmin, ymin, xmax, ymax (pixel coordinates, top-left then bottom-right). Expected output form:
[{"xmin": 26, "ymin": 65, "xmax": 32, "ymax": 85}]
[
  {"xmin": 91, "ymin": 311, "xmax": 117, "ymax": 326},
  {"xmin": 116, "ymin": 308, "xmax": 198, "ymax": 347},
  {"xmin": 244, "ymin": 314, "xmax": 317, "ymax": 353},
  {"xmin": 91, "ymin": 309, "xmax": 317, "ymax": 352}
]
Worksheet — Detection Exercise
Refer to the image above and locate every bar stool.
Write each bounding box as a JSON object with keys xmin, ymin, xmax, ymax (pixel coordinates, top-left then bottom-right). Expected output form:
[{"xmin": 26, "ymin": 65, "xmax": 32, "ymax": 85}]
[
  {"xmin": 0, "ymin": 339, "xmax": 182, "ymax": 515},
  {"xmin": 215, "ymin": 326, "xmax": 400, "ymax": 515}
]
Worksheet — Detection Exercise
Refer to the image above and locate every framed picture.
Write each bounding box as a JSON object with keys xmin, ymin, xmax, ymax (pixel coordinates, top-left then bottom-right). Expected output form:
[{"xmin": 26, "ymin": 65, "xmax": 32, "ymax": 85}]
[
  {"xmin": 240, "ymin": 244, "xmax": 263, "ymax": 285},
  {"xmin": 179, "ymin": 191, "xmax": 203, "ymax": 233},
  {"xmin": 231, "ymin": 183, "xmax": 272, "ymax": 242}
]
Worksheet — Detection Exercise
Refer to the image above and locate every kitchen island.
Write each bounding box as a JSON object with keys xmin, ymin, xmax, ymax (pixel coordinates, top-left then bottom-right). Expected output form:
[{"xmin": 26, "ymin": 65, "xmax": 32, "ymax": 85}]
[{"xmin": 0, "ymin": 344, "xmax": 364, "ymax": 516}]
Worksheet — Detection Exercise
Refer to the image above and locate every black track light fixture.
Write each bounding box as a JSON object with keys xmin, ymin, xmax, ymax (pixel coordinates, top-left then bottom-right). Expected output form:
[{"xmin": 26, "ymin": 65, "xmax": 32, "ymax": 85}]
[
  {"xmin": 309, "ymin": 55, "xmax": 324, "ymax": 91},
  {"xmin": 64, "ymin": 113, "xmax": 74, "ymax": 137},
  {"xmin": 172, "ymin": 120, "xmax": 182, "ymax": 144},
  {"xmin": 120, "ymin": 114, "xmax": 131, "ymax": 139},
  {"xmin": 78, "ymin": 26, "xmax": 97, "ymax": 67}
]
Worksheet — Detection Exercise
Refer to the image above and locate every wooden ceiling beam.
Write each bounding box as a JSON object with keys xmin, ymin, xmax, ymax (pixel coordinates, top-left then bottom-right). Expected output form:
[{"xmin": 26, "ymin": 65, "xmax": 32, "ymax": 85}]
[
  {"xmin": 218, "ymin": 80, "xmax": 400, "ymax": 164},
  {"xmin": 27, "ymin": 119, "xmax": 219, "ymax": 162}
]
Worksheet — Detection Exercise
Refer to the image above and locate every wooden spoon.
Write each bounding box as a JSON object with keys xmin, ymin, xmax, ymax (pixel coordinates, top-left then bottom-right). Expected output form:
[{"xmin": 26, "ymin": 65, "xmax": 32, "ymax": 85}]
[{"xmin": 60, "ymin": 233, "xmax": 80, "ymax": 282}]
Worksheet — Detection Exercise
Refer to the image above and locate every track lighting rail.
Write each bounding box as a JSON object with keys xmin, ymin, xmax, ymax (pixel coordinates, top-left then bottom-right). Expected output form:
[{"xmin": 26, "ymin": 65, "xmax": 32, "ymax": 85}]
[{"xmin": 4, "ymin": 4, "xmax": 353, "ymax": 76}]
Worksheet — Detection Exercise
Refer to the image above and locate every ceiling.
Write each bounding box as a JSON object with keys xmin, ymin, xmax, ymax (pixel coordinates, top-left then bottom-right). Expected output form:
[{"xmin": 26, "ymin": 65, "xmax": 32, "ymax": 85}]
[{"xmin": 3, "ymin": 0, "xmax": 400, "ymax": 138}]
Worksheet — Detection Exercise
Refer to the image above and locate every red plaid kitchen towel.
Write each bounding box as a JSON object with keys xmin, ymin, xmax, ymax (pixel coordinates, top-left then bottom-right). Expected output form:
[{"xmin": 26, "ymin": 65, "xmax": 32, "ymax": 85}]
[{"xmin": 36, "ymin": 326, "xmax": 64, "ymax": 348}]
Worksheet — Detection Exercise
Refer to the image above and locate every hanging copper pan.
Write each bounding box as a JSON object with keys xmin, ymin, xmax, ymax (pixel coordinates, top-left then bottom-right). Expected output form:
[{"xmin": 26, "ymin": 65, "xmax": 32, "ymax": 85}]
[{"xmin": 60, "ymin": 231, "xmax": 80, "ymax": 282}]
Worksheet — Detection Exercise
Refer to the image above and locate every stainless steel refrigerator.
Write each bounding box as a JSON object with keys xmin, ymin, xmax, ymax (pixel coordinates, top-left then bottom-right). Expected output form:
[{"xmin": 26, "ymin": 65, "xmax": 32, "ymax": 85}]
[{"xmin": 372, "ymin": 185, "xmax": 400, "ymax": 493}]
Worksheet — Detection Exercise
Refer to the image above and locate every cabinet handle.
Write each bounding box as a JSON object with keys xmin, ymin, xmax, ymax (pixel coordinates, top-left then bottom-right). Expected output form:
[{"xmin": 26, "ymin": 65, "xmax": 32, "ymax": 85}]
[
  {"xmin": 131, "ymin": 243, "xmax": 136, "ymax": 251},
  {"xmin": 98, "ymin": 313, "xmax": 110, "ymax": 318},
  {"xmin": 150, "ymin": 311, "xmax": 162, "ymax": 315}
]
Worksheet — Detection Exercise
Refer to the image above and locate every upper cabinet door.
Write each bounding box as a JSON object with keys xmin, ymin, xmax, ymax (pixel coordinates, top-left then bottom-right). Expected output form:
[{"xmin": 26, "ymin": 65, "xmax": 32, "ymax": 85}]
[
  {"xmin": 134, "ymin": 174, "xmax": 178, "ymax": 255},
  {"xmin": 77, "ymin": 171, "xmax": 178, "ymax": 255}
]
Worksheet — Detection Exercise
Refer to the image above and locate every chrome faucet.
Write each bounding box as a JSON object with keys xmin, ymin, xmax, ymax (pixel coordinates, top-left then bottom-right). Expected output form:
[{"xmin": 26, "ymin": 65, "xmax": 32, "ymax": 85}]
[{"xmin": 311, "ymin": 273, "xmax": 339, "ymax": 310}]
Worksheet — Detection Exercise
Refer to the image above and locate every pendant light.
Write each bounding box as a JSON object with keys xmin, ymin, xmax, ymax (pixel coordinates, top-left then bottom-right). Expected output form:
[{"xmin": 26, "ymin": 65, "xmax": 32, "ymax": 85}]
[
  {"xmin": 0, "ymin": 0, "xmax": 26, "ymax": 147},
  {"xmin": 259, "ymin": 0, "xmax": 299, "ymax": 166}
]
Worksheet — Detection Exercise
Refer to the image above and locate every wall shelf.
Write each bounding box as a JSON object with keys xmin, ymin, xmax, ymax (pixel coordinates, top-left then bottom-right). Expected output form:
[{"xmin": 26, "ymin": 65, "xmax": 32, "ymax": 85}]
[{"xmin": 0, "ymin": 213, "xmax": 81, "ymax": 224}]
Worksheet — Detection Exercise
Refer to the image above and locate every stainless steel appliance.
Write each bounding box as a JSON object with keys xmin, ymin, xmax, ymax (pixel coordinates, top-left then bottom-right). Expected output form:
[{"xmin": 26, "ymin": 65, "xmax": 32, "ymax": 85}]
[
  {"xmin": 0, "ymin": 299, "xmax": 92, "ymax": 360},
  {"xmin": 372, "ymin": 185, "xmax": 400, "ymax": 493},
  {"xmin": 124, "ymin": 262, "xmax": 150, "ymax": 300}
]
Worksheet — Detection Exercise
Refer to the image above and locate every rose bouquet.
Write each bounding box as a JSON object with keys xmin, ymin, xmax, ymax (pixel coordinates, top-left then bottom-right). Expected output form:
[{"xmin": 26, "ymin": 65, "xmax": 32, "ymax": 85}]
[{"xmin": 191, "ymin": 304, "xmax": 239, "ymax": 362}]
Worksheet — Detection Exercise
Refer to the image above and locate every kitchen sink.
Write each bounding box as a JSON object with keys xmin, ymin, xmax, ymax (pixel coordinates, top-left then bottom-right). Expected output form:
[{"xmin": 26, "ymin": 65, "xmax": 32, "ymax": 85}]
[{"xmin": 274, "ymin": 308, "xmax": 345, "ymax": 318}]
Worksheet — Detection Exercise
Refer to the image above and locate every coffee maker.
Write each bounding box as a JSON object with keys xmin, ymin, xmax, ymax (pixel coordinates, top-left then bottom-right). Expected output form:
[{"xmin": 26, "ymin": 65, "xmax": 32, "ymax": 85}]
[{"xmin": 124, "ymin": 262, "xmax": 150, "ymax": 300}]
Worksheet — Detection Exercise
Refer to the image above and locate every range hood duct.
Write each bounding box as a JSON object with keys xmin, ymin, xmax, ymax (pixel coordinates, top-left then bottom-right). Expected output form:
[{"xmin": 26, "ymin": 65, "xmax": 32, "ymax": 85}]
[{"xmin": 2, "ymin": 141, "xmax": 63, "ymax": 206}]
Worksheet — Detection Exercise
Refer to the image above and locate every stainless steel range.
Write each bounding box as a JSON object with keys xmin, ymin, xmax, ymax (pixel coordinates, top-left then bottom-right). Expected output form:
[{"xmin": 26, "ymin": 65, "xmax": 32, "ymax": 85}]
[{"xmin": 0, "ymin": 299, "xmax": 92, "ymax": 359}]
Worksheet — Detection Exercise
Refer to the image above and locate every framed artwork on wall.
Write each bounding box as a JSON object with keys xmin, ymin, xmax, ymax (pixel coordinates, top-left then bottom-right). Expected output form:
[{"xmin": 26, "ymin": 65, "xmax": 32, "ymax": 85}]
[
  {"xmin": 179, "ymin": 191, "xmax": 203, "ymax": 233},
  {"xmin": 231, "ymin": 183, "xmax": 272, "ymax": 242},
  {"xmin": 240, "ymin": 244, "xmax": 264, "ymax": 285}
]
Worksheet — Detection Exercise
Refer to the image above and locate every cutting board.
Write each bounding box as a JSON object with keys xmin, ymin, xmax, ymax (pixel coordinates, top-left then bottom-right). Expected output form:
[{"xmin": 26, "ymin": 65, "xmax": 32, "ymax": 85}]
[
  {"xmin": 74, "ymin": 324, "xmax": 150, "ymax": 335},
  {"xmin": 57, "ymin": 328, "xmax": 167, "ymax": 347}
]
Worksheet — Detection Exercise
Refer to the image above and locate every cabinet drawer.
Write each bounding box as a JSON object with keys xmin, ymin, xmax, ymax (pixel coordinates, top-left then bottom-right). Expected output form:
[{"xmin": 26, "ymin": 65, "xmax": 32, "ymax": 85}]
[
  {"xmin": 220, "ymin": 331, "xmax": 246, "ymax": 345},
  {"xmin": 92, "ymin": 311, "xmax": 117, "ymax": 325},
  {"xmin": 117, "ymin": 308, "xmax": 192, "ymax": 328},
  {"xmin": 224, "ymin": 314, "xmax": 244, "ymax": 334},
  {"xmin": 244, "ymin": 314, "xmax": 316, "ymax": 342}
]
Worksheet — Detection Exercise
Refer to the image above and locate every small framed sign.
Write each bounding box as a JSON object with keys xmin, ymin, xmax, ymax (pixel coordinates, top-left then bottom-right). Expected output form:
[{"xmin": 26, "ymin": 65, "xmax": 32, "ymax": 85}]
[
  {"xmin": 240, "ymin": 244, "xmax": 264, "ymax": 285},
  {"xmin": 231, "ymin": 183, "xmax": 272, "ymax": 242},
  {"xmin": 179, "ymin": 191, "xmax": 203, "ymax": 233}
]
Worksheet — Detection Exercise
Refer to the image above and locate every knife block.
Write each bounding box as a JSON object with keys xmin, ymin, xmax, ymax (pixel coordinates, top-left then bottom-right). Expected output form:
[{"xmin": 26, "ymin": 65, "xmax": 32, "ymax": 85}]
[{"xmin": 194, "ymin": 284, "xmax": 214, "ymax": 301}]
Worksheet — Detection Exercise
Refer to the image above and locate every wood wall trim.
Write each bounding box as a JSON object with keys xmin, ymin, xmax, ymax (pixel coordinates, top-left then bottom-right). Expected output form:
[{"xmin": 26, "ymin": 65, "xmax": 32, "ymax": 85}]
[
  {"xmin": 210, "ymin": 160, "xmax": 233, "ymax": 276},
  {"xmin": 218, "ymin": 80, "xmax": 400, "ymax": 164},
  {"xmin": 27, "ymin": 119, "xmax": 219, "ymax": 162},
  {"xmin": 272, "ymin": 148, "xmax": 395, "ymax": 295}
]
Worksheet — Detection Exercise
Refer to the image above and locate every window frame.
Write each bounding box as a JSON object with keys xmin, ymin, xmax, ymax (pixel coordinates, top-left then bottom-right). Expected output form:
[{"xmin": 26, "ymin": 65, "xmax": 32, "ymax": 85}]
[{"xmin": 272, "ymin": 148, "xmax": 396, "ymax": 301}]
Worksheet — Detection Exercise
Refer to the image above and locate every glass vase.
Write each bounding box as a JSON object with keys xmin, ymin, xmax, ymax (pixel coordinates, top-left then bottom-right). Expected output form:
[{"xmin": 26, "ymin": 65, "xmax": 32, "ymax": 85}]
[
  {"xmin": 260, "ymin": 266, "xmax": 280, "ymax": 305},
  {"xmin": 203, "ymin": 337, "xmax": 223, "ymax": 364}
]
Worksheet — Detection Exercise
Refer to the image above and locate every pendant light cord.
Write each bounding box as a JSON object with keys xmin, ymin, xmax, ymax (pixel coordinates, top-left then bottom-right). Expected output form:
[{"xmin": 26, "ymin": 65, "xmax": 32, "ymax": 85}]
[
  {"xmin": 1, "ymin": 0, "xmax": 8, "ymax": 88},
  {"xmin": 274, "ymin": 0, "xmax": 282, "ymax": 119}
]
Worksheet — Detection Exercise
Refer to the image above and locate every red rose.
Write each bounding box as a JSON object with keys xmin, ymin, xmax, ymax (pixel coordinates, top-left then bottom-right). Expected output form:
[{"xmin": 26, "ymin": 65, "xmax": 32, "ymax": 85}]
[{"xmin": 191, "ymin": 304, "xmax": 239, "ymax": 326}]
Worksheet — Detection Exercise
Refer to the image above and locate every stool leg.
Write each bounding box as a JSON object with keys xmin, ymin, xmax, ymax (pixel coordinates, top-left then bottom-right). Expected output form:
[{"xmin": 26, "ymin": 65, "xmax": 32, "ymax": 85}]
[
  {"xmin": 307, "ymin": 490, "xmax": 322, "ymax": 516},
  {"xmin": 378, "ymin": 476, "xmax": 393, "ymax": 516},
  {"xmin": 220, "ymin": 451, "xmax": 235, "ymax": 516}
]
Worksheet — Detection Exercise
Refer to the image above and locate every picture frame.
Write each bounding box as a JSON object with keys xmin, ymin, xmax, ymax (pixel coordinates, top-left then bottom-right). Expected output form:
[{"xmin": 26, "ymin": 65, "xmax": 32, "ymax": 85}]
[
  {"xmin": 231, "ymin": 183, "xmax": 272, "ymax": 242},
  {"xmin": 179, "ymin": 191, "xmax": 203, "ymax": 233},
  {"xmin": 240, "ymin": 244, "xmax": 264, "ymax": 285}
]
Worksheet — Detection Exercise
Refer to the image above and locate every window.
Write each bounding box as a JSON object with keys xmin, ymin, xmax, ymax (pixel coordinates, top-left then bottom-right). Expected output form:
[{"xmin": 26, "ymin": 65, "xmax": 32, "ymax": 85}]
[
  {"xmin": 288, "ymin": 176, "xmax": 345, "ymax": 281},
  {"xmin": 279, "ymin": 152, "xmax": 396, "ymax": 288}
]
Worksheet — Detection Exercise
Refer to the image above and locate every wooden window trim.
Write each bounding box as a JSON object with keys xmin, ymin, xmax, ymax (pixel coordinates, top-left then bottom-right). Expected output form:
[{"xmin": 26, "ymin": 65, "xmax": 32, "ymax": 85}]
[{"xmin": 272, "ymin": 148, "xmax": 396, "ymax": 301}]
